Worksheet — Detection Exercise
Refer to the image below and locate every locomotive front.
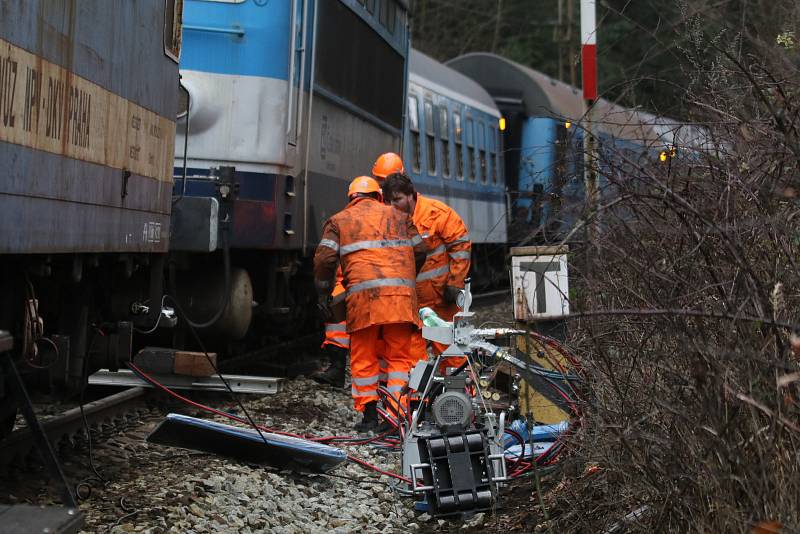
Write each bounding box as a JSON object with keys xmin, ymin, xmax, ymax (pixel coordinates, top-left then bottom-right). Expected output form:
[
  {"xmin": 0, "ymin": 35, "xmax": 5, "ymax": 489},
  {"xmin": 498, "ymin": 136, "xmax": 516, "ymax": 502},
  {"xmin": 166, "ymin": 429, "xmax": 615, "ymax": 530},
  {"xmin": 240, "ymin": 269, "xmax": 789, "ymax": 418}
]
[{"xmin": 170, "ymin": 0, "xmax": 410, "ymax": 341}]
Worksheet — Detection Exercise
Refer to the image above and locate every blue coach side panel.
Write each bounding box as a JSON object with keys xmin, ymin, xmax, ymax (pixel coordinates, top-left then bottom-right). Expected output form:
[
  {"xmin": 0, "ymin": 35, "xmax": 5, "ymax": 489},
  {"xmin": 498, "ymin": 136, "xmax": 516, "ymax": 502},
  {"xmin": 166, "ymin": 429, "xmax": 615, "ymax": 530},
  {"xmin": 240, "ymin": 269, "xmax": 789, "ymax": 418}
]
[
  {"xmin": 180, "ymin": 0, "xmax": 292, "ymax": 79},
  {"xmin": 405, "ymin": 49, "xmax": 506, "ymax": 245},
  {"xmin": 0, "ymin": 0, "xmax": 180, "ymax": 254}
]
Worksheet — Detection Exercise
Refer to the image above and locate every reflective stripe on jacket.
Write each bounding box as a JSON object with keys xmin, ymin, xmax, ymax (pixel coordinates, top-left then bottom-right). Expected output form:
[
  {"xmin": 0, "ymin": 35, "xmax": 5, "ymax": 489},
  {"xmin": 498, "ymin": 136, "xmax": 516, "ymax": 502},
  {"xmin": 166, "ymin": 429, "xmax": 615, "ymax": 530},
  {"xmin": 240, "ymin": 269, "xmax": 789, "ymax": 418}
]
[
  {"xmin": 412, "ymin": 194, "xmax": 471, "ymax": 309},
  {"xmin": 313, "ymin": 197, "xmax": 426, "ymax": 332},
  {"xmin": 322, "ymin": 269, "xmax": 350, "ymax": 349}
]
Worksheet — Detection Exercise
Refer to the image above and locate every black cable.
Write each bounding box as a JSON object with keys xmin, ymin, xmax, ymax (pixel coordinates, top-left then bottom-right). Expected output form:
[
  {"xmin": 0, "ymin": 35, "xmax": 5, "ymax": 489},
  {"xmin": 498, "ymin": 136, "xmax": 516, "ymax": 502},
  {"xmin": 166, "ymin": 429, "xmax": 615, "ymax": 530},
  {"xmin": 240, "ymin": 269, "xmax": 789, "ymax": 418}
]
[
  {"xmin": 376, "ymin": 385, "xmax": 409, "ymax": 424},
  {"xmin": 172, "ymin": 83, "xmax": 191, "ymax": 207},
  {"xmin": 321, "ymin": 471, "xmax": 386, "ymax": 487},
  {"xmin": 76, "ymin": 329, "xmax": 109, "ymax": 500},
  {"xmin": 163, "ymin": 293, "xmax": 272, "ymax": 448},
  {"xmin": 168, "ymin": 228, "xmax": 231, "ymax": 330}
]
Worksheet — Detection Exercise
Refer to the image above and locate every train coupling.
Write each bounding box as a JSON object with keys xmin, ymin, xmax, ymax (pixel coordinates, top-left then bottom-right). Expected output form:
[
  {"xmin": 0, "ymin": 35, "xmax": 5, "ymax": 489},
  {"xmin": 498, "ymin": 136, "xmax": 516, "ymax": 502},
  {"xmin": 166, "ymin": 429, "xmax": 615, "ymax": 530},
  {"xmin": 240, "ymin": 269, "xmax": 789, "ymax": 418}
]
[{"xmin": 129, "ymin": 302, "xmax": 178, "ymax": 329}]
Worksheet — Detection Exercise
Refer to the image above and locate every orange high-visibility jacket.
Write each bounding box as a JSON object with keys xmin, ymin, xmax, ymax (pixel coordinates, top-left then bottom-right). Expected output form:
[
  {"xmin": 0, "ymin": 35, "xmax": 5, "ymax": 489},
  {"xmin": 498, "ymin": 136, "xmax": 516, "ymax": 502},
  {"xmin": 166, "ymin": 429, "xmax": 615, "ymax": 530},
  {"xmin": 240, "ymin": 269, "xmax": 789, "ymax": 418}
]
[
  {"xmin": 412, "ymin": 194, "xmax": 471, "ymax": 309},
  {"xmin": 314, "ymin": 197, "xmax": 426, "ymax": 332},
  {"xmin": 322, "ymin": 269, "xmax": 349, "ymax": 349}
]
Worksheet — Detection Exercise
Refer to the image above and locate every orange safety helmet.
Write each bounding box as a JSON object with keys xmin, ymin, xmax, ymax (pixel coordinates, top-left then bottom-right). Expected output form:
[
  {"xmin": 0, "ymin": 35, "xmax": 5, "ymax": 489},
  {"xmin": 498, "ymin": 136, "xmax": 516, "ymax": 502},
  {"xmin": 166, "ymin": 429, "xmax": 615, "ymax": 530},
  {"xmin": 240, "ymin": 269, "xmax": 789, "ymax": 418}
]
[
  {"xmin": 347, "ymin": 176, "xmax": 382, "ymax": 199},
  {"xmin": 372, "ymin": 152, "xmax": 405, "ymax": 180}
]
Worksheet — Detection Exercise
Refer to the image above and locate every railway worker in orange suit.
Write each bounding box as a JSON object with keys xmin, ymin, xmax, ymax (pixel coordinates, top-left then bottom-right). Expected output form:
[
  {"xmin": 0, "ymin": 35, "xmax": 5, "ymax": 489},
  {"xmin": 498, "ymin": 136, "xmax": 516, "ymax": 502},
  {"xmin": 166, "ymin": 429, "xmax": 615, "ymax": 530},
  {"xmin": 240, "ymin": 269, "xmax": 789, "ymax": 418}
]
[
  {"xmin": 314, "ymin": 149, "xmax": 404, "ymax": 390},
  {"xmin": 370, "ymin": 152, "xmax": 406, "ymax": 377},
  {"xmin": 311, "ymin": 268, "xmax": 349, "ymax": 388},
  {"xmin": 313, "ymin": 176, "xmax": 426, "ymax": 432},
  {"xmin": 313, "ymin": 148, "xmax": 404, "ymax": 389},
  {"xmin": 381, "ymin": 172, "xmax": 472, "ymax": 368}
]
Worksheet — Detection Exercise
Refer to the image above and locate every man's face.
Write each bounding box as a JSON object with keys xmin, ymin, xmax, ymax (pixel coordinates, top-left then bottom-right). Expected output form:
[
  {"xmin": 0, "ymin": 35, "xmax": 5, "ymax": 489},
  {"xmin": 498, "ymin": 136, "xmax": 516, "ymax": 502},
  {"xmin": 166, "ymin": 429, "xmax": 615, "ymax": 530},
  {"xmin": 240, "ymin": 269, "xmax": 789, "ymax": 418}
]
[{"xmin": 389, "ymin": 191, "xmax": 415, "ymax": 214}]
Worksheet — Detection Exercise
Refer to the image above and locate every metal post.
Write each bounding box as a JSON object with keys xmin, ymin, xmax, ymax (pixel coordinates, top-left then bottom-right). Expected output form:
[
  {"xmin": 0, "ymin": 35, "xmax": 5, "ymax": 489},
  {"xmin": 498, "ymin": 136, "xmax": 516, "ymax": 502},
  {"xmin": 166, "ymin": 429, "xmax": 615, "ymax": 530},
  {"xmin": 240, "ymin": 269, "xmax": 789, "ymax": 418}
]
[
  {"xmin": 0, "ymin": 332, "xmax": 77, "ymax": 508},
  {"xmin": 581, "ymin": 0, "xmax": 598, "ymax": 249}
]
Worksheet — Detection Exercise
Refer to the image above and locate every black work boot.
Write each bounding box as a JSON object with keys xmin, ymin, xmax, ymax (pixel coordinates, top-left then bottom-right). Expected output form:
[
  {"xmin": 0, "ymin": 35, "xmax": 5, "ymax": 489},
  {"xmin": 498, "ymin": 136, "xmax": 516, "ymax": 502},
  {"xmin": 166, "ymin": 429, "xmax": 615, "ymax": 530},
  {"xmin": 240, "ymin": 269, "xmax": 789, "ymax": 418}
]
[
  {"xmin": 311, "ymin": 345, "xmax": 348, "ymax": 389},
  {"xmin": 354, "ymin": 401, "xmax": 380, "ymax": 434}
]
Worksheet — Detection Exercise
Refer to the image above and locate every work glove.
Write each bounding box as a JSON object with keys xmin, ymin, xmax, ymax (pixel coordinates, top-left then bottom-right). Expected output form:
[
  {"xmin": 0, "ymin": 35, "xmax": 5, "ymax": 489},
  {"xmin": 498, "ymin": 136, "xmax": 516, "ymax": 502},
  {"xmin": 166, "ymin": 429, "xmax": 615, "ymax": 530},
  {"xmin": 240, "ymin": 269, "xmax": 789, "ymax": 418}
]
[
  {"xmin": 316, "ymin": 294, "xmax": 332, "ymax": 322},
  {"xmin": 443, "ymin": 285, "xmax": 462, "ymax": 305}
]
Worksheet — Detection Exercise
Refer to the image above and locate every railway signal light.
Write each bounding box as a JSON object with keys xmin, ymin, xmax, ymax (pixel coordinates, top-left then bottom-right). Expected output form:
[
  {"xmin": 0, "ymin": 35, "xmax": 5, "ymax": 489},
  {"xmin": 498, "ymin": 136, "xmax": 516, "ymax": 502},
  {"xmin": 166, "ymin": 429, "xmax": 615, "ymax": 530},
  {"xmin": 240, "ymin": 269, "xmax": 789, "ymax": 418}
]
[
  {"xmin": 659, "ymin": 146, "xmax": 677, "ymax": 162},
  {"xmin": 499, "ymin": 117, "xmax": 506, "ymax": 131}
]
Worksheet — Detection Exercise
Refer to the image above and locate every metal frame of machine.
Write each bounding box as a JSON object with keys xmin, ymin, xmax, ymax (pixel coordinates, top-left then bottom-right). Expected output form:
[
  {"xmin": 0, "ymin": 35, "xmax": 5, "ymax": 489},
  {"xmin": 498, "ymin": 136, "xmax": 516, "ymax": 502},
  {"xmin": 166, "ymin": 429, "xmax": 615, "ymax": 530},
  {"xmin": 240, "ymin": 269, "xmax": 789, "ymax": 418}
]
[{"xmin": 400, "ymin": 281, "xmax": 511, "ymax": 517}]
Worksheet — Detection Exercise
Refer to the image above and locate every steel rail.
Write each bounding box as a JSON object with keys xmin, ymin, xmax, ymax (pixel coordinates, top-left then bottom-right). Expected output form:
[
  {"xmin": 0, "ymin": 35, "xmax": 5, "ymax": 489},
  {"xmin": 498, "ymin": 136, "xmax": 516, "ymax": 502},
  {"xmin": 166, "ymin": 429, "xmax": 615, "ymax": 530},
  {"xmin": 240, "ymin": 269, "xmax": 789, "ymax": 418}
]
[{"xmin": 0, "ymin": 387, "xmax": 148, "ymax": 470}]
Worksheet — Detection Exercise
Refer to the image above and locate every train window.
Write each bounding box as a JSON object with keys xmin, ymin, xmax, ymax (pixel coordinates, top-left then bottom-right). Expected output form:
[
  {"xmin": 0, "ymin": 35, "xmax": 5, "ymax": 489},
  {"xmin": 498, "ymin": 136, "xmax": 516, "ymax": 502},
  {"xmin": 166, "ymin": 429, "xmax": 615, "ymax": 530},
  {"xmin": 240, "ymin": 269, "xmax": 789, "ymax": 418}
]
[
  {"xmin": 408, "ymin": 96, "xmax": 422, "ymax": 173},
  {"xmin": 453, "ymin": 112, "xmax": 464, "ymax": 180},
  {"xmin": 425, "ymin": 101, "xmax": 436, "ymax": 175},
  {"xmin": 478, "ymin": 121, "xmax": 487, "ymax": 184},
  {"xmin": 466, "ymin": 118, "xmax": 475, "ymax": 182},
  {"xmin": 316, "ymin": 1, "xmax": 404, "ymax": 130},
  {"xmin": 440, "ymin": 106, "xmax": 450, "ymax": 178},
  {"xmin": 490, "ymin": 126, "xmax": 498, "ymax": 184},
  {"xmin": 163, "ymin": 0, "xmax": 183, "ymax": 62}
]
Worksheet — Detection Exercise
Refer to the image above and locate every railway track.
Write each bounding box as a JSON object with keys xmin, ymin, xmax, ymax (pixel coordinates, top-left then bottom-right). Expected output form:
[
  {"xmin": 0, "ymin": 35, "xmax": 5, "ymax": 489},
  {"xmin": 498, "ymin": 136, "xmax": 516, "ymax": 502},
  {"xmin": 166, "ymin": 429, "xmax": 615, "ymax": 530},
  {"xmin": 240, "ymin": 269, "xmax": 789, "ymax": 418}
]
[
  {"xmin": 220, "ymin": 332, "xmax": 323, "ymax": 375},
  {"xmin": 0, "ymin": 387, "xmax": 151, "ymax": 473},
  {"xmin": 0, "ymin": 329, "xmax": 323, "ymax": 476},
  {"xmin": 0, "ymin": 292, "xmax": 511, "ymax": 476}
]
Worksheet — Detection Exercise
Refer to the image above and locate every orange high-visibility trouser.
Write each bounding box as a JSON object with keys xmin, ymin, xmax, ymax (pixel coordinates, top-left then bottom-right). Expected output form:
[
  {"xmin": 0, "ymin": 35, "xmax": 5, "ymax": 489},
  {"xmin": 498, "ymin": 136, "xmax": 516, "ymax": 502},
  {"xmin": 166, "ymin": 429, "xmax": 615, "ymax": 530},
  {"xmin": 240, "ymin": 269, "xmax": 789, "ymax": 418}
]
[{"xmin": 350, "ymin": 323, "xmax": 414, "ymax": 412}]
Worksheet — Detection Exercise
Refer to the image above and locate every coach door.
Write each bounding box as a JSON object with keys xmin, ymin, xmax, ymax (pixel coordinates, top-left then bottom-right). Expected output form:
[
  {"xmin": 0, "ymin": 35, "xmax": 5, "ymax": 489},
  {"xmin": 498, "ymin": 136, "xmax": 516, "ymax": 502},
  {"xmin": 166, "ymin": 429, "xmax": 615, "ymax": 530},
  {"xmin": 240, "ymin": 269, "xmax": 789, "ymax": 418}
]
[{"xmin": 286, "ymin": 0, "xmax": 308, "ymax": 147}]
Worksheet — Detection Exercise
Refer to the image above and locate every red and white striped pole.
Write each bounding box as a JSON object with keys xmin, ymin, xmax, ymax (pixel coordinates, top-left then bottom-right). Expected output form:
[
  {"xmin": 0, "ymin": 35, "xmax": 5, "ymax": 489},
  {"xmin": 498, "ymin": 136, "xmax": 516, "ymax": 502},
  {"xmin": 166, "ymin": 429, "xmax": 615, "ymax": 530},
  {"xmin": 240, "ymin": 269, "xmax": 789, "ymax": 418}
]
[
  {"xmin": 581, "ymin": 0, "xmax": 597, "ymax": 101},
  {"xmin": 581, "ymin": 0, "xmax": 598, "ymax": 247}
]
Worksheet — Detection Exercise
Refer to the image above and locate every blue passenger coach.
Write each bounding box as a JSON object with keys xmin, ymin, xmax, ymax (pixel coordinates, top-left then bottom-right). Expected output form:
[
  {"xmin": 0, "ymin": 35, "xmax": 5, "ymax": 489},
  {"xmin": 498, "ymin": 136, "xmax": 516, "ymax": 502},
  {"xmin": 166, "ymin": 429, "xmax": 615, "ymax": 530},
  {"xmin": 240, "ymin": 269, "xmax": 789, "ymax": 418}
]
[
  {"xmin": 449, "ymin": 52, "xmax": 684, "ymax": 245},
  {"xmin": 405, "ymin": 50, "xmax": 507, "ymax": 285},
  {"xmin": 172, "ymin": 0, "xmax": 410, "ymax": 338}
]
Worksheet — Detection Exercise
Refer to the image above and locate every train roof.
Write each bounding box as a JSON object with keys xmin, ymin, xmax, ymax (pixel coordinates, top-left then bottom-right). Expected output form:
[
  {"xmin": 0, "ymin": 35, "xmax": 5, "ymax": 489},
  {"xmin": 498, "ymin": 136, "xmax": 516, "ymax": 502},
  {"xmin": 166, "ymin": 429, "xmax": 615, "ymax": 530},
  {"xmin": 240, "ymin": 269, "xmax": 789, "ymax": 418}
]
[
  {"xmin": 447, "ymin": 52, "xmax": 699, "ymax": 149},
  {"xmin": 409, "ymin": 49, "xmax": 500, "ymax": 117}
]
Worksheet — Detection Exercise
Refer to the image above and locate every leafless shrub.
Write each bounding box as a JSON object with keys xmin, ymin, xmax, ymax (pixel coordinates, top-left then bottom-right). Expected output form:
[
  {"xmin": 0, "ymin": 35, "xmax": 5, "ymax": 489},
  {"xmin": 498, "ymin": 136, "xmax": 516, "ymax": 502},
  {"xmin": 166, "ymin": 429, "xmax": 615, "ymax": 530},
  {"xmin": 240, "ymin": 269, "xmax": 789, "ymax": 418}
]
[{"xmin": 546, "ymin": 4, "xmax": 800, "ymax": 532}]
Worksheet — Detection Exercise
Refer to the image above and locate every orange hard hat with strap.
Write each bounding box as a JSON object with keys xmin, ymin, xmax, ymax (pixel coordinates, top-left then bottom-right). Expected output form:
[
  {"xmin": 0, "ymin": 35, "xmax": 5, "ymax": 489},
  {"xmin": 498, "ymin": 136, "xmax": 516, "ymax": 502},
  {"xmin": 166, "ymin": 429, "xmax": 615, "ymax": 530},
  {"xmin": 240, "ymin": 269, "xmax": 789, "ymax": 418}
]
[
  {"xmin": 372, "ymin": 152, "xmax": 405, "ymax": 180},
  {"xmin": 347, "ymin": 176, "xmax": 382, "ymax": 199}
]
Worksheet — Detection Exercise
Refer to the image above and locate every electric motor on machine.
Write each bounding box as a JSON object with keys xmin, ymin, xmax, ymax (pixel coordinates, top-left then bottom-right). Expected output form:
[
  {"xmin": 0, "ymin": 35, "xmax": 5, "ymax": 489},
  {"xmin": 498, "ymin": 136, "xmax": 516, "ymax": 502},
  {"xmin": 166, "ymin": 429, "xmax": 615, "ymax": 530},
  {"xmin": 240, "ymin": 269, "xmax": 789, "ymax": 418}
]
[{"xmin": 432, "ymin": 391, "xmax": 473, "ymax": 430}]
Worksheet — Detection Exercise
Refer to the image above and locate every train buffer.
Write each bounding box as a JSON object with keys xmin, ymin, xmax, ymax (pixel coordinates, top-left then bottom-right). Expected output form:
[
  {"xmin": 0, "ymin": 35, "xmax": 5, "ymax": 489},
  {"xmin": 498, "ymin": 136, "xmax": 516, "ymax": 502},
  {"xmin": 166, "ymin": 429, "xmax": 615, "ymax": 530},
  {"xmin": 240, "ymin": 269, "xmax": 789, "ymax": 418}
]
[{"xmin": 89, "ymin": 347, "xmax": 282, "ymax": 394}]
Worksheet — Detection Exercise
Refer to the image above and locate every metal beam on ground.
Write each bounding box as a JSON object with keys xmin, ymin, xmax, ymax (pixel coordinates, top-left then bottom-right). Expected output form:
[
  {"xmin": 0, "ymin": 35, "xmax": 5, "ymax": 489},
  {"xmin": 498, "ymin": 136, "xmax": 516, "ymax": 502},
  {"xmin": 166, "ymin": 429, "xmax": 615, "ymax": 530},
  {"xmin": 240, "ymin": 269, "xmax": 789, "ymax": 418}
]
[{"xmin": 89, "ymin": 370, "xmax": 282, "ymax": 395}]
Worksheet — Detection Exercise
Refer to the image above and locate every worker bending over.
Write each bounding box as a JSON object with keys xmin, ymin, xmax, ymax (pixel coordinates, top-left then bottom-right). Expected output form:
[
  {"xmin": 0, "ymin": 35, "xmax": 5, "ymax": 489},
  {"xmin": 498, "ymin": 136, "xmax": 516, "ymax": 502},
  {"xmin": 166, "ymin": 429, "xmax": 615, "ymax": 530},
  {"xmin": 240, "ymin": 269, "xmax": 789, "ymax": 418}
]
[
  {"xmin": 381, "ymin": 172, "xmax": 472, "ymax": 365},
  {"xmin": 313, "ymin": 176, "xmax": 426, "ymax": 432},
  {"xmin": 315, "ymin": 153, "xmax": 406, "ymax": 389}
]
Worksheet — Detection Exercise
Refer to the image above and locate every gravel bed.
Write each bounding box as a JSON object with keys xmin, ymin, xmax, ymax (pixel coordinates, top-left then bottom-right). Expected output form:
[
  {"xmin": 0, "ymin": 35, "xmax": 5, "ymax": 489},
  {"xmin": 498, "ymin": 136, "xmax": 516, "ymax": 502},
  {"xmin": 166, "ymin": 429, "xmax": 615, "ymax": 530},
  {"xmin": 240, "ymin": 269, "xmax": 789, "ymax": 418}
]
[
  {"xmin": 97, "ymin": 298, "xmax": 518, "ymax": 533},
  {"xmin": 70, "ymin": 377, "xmax": 421, "ymax": 534}
]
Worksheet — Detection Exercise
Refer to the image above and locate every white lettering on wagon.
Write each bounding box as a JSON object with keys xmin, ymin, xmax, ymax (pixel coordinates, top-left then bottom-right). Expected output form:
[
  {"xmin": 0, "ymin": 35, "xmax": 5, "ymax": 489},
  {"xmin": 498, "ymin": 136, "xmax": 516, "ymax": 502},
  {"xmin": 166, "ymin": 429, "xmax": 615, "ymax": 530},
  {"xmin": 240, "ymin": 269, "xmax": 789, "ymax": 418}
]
[{"xmin": 0, "ymin": 38, "xmax": 175, "ymax": 183}]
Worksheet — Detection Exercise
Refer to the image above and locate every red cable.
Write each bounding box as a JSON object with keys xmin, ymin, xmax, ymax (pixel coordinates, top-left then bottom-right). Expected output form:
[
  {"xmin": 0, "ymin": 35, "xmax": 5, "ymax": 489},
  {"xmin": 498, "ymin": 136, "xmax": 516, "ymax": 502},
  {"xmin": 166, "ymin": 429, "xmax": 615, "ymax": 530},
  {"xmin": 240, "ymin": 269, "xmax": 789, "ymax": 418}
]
[
  {"xmin": 528, "ymin": 331, "xmax": 585, "ymax": 376},
  {"xmin": 127, "ymin": 362, "xmax": 411, "ymax": 483}
]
